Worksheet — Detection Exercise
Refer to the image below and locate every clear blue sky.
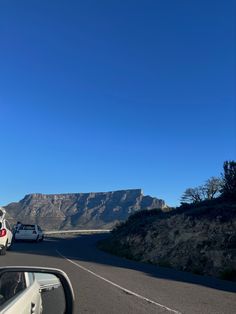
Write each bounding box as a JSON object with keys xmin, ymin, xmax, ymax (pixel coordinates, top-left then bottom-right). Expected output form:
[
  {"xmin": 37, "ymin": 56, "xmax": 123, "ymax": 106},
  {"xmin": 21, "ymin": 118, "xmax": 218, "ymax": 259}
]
[{"xmin": 0, "ymin": 0, "xmax": 235, "ymax": 206}]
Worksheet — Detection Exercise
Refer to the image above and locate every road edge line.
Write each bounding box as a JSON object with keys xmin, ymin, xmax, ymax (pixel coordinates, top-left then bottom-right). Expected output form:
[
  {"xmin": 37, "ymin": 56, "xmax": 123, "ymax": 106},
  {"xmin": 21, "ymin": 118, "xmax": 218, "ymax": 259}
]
[{"xmin": 56, "ymin": 249, "xmax": 182, "ymax": 314}]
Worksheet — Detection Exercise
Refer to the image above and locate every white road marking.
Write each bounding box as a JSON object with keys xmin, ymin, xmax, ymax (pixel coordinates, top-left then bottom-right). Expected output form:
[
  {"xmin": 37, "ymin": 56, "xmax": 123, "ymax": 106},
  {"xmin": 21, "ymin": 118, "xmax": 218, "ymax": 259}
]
[{"xmin": 56, "ymin": 249, "xmax": 182, "ymax": 314}]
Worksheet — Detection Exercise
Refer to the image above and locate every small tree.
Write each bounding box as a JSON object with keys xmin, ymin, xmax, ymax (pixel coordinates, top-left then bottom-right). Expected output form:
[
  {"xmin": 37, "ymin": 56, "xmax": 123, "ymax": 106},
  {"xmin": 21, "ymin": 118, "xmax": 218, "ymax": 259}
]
[
  {"xmin": 181, "ymin": 177, "xmax": 222, "ymax": 204},
  {"xmin": 180, "ymin": 187, "xmax": 203, "ymax": 204},
  {"xmin": 203, "ymin": 177, "xmax": 222, "ymax": 200},
  {"xmin": 222, "ymin": 161, "xmax": 236, "ymax": 199}
]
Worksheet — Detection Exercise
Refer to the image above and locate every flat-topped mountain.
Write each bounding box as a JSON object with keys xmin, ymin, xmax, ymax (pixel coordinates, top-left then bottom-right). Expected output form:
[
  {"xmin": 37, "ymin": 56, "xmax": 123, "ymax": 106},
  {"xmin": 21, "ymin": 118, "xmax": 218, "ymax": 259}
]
[{"xmin": 4, "ymin": 189, "xmax": 166, "ymax": 230}]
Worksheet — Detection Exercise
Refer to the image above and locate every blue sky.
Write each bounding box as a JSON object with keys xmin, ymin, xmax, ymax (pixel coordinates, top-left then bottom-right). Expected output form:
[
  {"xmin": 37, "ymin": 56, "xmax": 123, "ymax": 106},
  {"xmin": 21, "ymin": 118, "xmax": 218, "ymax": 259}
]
[{"xmin": 0, "ymin": 0, "xmax": 235, "ymax": 206}]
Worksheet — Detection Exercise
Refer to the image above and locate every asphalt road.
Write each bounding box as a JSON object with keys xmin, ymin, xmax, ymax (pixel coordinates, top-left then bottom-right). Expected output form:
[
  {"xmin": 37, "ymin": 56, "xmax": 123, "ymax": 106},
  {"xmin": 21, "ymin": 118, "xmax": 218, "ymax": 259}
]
[
  {"xmin": 0, "ymin": 234, "xmax": 236, "ymax": 314},
  {"xmin": 41, "ymin": 286, "xmax": 66, "ymax": 314}
]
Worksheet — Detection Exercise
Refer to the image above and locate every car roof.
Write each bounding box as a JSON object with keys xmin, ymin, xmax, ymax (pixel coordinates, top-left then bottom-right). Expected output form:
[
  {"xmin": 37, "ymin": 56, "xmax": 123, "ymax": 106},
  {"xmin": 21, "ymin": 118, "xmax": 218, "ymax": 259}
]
[{"xmin": 20, "ymin": 224, "xmax": 36, "ymax": 227}]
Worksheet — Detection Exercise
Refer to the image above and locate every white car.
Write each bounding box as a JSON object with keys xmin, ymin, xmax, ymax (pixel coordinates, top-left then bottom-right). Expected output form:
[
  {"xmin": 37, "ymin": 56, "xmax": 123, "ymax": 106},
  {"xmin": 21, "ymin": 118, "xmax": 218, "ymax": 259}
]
[
  {"xmin": 0, "ymin": 272, "xmax": 42, "ymax": 314},
  {"xmin": 0, "ymin": 267, "xmax": 74, "ymax": 314},
  {"xmin": 15, "ymin": 224, "xmax": 44, "ymax": 242},
  {"xmin": 0, "ymin": 208, "xmax": 13, "ymax": 256}
]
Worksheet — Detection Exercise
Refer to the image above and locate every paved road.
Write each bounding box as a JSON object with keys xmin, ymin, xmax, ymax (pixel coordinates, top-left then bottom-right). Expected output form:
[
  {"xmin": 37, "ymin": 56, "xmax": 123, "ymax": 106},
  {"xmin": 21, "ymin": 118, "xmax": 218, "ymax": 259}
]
[
  {"xmin": 0, "ymin": 234, "xmax": 236, "ymax": 314},
  {"xmin": 41, "ymin": 286, "xmax": 65, "ymax": 314}
]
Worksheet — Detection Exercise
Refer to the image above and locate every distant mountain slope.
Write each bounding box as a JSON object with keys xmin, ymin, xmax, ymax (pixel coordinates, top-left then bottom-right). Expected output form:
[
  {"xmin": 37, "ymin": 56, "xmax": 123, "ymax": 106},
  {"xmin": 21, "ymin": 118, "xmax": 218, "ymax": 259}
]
[{"xmin": 4, "ymin": 189, "xmax": 165, "ymax": 230}]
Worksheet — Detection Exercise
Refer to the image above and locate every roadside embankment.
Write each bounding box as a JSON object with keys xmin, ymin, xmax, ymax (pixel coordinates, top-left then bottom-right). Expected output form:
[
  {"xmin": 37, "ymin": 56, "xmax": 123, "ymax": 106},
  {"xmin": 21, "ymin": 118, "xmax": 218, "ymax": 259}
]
[{"xmin": 98, "ymin": 199, "xmax": 236, "ymax": 281}]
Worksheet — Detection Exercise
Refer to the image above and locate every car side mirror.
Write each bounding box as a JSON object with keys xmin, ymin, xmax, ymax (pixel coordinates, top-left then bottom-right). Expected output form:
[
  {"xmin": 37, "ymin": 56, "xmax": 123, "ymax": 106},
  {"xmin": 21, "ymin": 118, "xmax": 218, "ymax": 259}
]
[{"xmin": 0, "ymin": 267, "xmax": 74, "ymax": 314}]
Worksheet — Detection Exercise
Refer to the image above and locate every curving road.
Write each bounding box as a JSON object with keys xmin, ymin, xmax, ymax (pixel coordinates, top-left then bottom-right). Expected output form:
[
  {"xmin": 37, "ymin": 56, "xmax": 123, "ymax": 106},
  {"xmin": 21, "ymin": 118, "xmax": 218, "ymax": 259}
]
[{"xmin": 0, "ymin": 234, "xmax": 236, "ymax": 314}]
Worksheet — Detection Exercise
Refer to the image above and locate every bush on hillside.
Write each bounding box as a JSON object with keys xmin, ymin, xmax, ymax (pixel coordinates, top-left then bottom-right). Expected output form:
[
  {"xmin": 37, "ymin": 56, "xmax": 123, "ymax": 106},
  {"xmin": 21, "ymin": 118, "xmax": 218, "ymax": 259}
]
[{"xmin": 222, "ymin": 161, "xmax": 236, "ymax": 200}]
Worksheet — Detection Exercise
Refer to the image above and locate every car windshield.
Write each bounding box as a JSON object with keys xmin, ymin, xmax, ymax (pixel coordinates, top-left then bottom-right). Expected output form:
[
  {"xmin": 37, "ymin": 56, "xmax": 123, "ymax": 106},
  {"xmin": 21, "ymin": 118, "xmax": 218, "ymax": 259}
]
[{"xmin": 20, "ymin": 225, "xmax": 35, "ymax": 230}]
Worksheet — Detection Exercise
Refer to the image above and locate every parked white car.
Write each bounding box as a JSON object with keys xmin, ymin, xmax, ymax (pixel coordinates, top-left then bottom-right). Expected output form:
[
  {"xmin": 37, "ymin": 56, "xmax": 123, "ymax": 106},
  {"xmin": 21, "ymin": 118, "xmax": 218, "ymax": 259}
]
[
  {"xmin": 0, "ymin": 208, "xmax": 13, "ymax": 256},
  {"xmin": 14, "ymin": 224, "xmax": 44, "ymax": 242}
]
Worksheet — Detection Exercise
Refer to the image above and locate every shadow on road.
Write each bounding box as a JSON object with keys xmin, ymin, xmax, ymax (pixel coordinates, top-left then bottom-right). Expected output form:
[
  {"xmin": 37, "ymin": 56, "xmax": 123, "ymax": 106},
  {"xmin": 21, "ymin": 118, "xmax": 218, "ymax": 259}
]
[{"xmin": 6, "ymin": 234, "xmax": 236, "ymax": 294}]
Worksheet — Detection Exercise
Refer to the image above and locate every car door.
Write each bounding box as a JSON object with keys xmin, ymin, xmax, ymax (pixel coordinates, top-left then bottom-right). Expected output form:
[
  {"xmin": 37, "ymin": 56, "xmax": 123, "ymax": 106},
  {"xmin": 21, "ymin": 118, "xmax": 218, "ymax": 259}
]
[
  {"xmin": 37, "ymin": 226, "xmax": 43, "ymax": 240},
  {"xmin": 0, "ymin": 273, "xmax": 42, "ymax": 314},
  {"xmin": 16, "ymin": 225, "xmax": 27, "ymax": 240}
]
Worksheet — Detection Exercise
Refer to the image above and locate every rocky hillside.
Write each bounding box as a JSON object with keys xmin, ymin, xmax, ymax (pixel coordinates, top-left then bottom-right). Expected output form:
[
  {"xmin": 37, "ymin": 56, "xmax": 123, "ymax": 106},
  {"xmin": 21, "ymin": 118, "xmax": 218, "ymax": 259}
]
[
  {"xmin": 4, "ymin": 189, "xmax": 165, "ymax": 230},
  {"xmin": 99, "ymin": 198, "xmax": 236, "ymax": 281}
]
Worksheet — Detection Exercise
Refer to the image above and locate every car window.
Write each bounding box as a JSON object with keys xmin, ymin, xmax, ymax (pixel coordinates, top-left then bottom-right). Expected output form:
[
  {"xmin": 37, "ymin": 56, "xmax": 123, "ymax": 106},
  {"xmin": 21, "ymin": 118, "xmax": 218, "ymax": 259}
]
[
  {"xmin": 0, "ymin": 272, "xmax": 27, "ymax": 307},
  {"xmin": 38, "ymin": 226, "xmax": 42, "ymax": 231},
  {"xmin": 0, "ymin": 222, "xmax": 2, "ymax": 229},
  {"xmin": 20, "ymin": 225, "xmax": 35, "ymax": 230}
]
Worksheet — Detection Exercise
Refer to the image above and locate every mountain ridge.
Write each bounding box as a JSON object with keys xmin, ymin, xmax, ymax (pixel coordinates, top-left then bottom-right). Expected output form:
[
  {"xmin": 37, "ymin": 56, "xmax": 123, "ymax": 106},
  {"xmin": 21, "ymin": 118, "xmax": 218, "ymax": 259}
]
[{"xmin": 4, "ymin": 189, "xmax": 166, "ymax": 230}]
